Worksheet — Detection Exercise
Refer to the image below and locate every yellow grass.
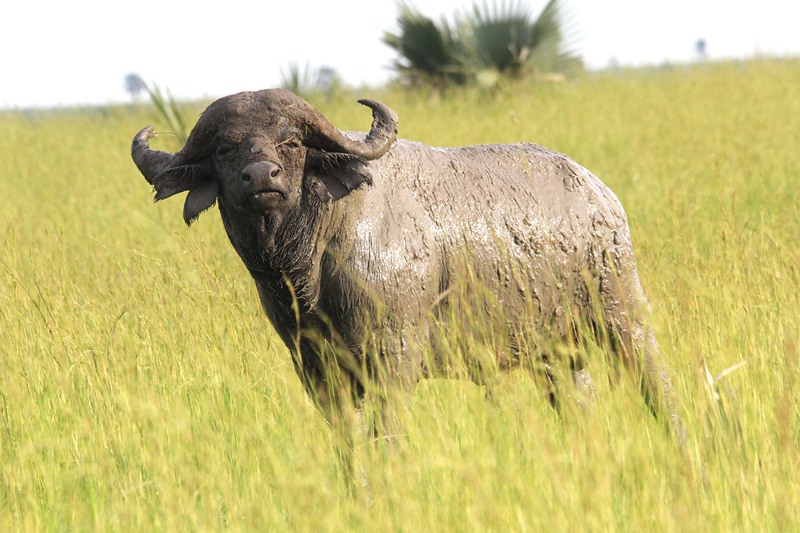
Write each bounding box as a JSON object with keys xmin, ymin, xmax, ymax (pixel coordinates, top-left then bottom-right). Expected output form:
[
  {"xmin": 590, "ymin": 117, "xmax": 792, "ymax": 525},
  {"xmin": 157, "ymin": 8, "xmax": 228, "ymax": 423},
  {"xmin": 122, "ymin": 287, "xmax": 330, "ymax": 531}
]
[{"xmin": 1, "ymin": 59, "xmax": 798, "ymax": 530}]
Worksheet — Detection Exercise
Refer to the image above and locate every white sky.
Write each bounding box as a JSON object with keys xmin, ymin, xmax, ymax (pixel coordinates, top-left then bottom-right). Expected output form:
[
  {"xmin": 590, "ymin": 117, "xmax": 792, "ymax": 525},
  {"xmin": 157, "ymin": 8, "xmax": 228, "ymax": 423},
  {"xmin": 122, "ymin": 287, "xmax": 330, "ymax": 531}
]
[{"xmin": 2, "ymin": 0, "xmax": 799, "ymax": 109}]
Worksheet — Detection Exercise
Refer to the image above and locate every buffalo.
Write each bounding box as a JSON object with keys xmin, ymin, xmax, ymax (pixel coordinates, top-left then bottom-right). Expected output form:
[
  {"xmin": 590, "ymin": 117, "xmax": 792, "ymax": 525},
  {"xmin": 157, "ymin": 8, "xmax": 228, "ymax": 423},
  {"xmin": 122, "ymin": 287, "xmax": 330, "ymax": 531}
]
[{"xmin": 131, "ymin": 89, "xmax": 682, "ymax": 473}]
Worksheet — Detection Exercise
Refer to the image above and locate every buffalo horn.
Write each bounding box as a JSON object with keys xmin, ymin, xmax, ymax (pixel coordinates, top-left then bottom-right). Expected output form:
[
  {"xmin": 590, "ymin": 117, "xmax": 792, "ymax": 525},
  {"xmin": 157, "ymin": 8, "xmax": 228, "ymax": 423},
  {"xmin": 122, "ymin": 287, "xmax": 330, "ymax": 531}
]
[
  {"xmin": 303, "ymin": 98, "xmax": 398, "ymax": 160},
  {"xmin": 131, "ymin": 126, "xmax": 183, "ymax": 185}
]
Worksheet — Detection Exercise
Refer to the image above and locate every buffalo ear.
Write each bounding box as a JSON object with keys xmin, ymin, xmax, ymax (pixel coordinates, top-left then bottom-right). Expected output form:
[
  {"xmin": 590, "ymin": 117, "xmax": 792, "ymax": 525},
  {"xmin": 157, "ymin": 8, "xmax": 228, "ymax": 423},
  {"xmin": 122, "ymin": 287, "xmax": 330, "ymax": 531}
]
[
  {"xmin": 153, "ymin": 163, "xmax": 213, "ymax": 201},
  {"xmin": 149, "ymin": 158, "xmax": 219, "ymax": 226},
  {"xmin": 308, "ymin": 176, "xmax": 333, "ymax": 202},
  {"xmin": 183, "ymin": 179, "xmax": 220, "ymax": 226},
  {"xmin": 307, "ymin": 153, "xmax": 373, "ymax": 201}
]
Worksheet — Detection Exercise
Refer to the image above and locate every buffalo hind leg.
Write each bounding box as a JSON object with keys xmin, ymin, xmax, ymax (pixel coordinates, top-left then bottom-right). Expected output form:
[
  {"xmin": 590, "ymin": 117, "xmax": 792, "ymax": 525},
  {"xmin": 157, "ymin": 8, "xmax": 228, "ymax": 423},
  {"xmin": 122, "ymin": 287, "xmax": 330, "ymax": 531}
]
[
  {"xmin": 602, "ymin": 274, "xmax": 686, "ymax": 445},
  {"xmin": 617, "ymin": 320, "xmax": 685, "ymax": 445}
]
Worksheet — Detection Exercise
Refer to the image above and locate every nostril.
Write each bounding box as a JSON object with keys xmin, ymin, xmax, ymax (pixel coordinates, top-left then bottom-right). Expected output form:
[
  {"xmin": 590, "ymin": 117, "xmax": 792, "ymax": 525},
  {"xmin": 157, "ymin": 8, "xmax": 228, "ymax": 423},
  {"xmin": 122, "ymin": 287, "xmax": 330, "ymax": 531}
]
[{"xmin": 242, "ymin": 162, "xmax": 280, "ymax": 184}]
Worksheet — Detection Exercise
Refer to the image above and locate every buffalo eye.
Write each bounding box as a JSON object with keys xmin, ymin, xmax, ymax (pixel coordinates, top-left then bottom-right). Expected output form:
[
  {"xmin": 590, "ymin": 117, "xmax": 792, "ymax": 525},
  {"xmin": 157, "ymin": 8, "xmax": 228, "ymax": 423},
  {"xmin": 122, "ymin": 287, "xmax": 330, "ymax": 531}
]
[
  {"xmin": 215, "ymin": 144, "xmax": 236, "ymax": 160},
  {"xmin": 275, "ymin": 131, "xmax": 303, "ymax": 152}
]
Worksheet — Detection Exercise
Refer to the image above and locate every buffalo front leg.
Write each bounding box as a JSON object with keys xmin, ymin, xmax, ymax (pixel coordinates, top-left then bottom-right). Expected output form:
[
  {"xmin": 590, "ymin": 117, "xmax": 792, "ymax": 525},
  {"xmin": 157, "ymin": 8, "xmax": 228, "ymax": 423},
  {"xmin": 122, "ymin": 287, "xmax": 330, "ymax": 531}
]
[
  {"xmin": 293, "ymin": 355, "xmax": 369, "ymax": 491},
  {"xmin": 571, "ymin": 367, "xmax": 596, "ymax": 408},
  {"xmin": 535, "ymin": 357, "xmax": 596, "ymax": 413}
]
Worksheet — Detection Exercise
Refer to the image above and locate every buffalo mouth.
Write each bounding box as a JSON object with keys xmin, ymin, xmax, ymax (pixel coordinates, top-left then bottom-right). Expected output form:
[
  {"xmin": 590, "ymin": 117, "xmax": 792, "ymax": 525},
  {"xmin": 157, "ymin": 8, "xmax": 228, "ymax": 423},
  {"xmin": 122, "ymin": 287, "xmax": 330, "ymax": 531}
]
[{"xmin": 247, "ymin": 189, "xmax": 285, "ymax": 210}]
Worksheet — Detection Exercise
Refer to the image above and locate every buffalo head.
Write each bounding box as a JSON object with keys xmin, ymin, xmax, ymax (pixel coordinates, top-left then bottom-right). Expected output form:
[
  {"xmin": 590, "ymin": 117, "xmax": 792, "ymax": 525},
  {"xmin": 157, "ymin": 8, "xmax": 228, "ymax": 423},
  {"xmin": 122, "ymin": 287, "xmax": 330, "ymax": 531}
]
[{"xmin": 131, "ymin": 89, "xmax": 398, "ymax": 225}]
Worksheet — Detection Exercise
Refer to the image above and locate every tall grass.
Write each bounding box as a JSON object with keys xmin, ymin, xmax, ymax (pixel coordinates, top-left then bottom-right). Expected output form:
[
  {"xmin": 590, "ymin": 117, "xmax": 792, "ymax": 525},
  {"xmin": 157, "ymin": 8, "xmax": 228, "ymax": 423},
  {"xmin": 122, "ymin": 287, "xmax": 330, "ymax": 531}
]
[{"xmin": 1, "ymin": 59, "xmax": 798, "ymax": 530}]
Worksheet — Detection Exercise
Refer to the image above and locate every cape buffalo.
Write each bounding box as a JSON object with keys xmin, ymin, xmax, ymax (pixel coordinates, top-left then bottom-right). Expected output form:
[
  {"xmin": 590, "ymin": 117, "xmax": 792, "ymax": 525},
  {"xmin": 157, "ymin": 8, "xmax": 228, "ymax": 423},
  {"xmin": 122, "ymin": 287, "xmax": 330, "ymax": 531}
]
[{"xmin": 131, "ymin": 89, "xmax": 682, "ymax": 468}]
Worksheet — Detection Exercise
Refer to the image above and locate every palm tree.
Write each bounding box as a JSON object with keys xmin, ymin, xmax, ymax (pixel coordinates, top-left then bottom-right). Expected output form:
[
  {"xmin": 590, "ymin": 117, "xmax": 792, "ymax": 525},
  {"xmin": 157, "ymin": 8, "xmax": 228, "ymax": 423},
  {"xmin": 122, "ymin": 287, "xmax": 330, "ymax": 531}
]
[
  {"xmin": 384, "ymin": 0, "xmax": 581, "ymax": 87},
  {"xmin": 383, "ymin": 3, "xmax": 467, "ymax": 88}
]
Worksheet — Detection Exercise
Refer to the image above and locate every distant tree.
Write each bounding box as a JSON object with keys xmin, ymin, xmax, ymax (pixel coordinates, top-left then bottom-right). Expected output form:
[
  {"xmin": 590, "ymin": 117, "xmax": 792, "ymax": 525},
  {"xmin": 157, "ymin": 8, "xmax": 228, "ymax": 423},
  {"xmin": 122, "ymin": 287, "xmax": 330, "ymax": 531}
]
[
  {"xmin": 125, "ymin": 73, "xmax": 146, "ymax": 102},
  {"xmin": 384, "ymin": 0, "xmax": 581, "ymax": 88},
  {"xmin": 695, "ymin": 39, "xmax": 708, "ymax": 61},
  {"xmin": 316, "ymin": 66, "xmax": 338, "ymax": 96}
]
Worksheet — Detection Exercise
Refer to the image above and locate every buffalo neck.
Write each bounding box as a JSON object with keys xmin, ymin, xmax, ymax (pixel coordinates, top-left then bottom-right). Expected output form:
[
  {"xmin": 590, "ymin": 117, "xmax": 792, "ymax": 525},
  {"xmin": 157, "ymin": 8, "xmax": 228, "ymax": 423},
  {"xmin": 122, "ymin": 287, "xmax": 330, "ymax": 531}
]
[{"xmin": 217, "ymin": 195, "xmax": 338, "ymax": 313}]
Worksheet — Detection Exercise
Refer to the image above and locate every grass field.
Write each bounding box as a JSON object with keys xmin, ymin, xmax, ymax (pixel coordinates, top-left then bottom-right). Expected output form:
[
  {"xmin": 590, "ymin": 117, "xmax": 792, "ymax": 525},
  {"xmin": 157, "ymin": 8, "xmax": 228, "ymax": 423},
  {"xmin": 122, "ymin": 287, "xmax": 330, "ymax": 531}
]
[{"xmin": 1, "ymin": 59, "xmax": 799, "ymax": 531}]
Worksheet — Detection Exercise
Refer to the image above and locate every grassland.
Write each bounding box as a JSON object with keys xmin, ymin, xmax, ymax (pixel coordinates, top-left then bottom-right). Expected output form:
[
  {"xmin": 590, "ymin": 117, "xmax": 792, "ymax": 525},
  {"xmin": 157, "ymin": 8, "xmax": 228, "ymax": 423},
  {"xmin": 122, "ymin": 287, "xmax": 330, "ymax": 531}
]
[{"xmin": 1, "ymin": 59, "xmax": 798, "ymax": 531}]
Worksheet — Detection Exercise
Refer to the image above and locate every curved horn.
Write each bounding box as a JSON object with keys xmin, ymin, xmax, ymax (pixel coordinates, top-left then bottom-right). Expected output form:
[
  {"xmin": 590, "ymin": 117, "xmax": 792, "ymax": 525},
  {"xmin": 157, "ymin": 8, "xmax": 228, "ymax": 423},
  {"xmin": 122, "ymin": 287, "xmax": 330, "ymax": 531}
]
[
  {"xmin": 304, "ymin": 98, "xmax": 398, "ymax": 160},
  {"xmin": 131, "ymin": 126, "xmax": 183, "ymax": 185},
  {"xmin": 132, "ymin": 126, "xmax": 214, "ymax": 203}
]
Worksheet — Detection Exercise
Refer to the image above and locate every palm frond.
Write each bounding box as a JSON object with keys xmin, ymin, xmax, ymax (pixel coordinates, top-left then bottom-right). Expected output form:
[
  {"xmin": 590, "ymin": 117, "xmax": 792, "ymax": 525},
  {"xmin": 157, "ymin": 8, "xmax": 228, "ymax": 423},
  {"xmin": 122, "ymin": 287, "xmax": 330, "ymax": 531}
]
[
  {"xmin": 527, "ymin": 0, "xmax": 581, "ymax": 74},
  {"xmin": 142, "ymin": 82, "xmax": 189, "ymax": 144},
  {"xmin": 280, "ymin": 63, "xmax": 340, "ymax": 99},
  {"xmin": 384, "ymin": 3, "xmax": 464, "ymax": 83},
  {"xmin": 280, "ymin": 62, "xmax": 316, "ymax": 96},
  {"xmin": 469, "ymin": 1, "xmax": 535, "ymax": 75}
]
